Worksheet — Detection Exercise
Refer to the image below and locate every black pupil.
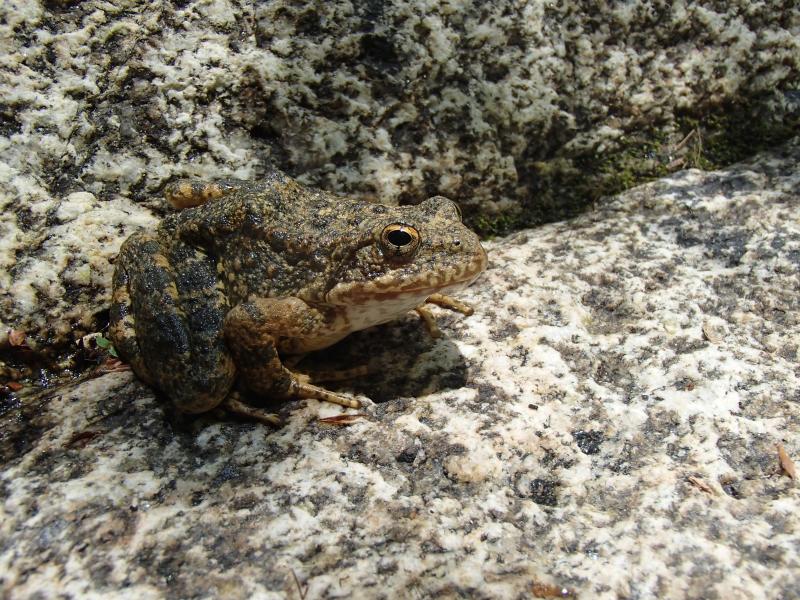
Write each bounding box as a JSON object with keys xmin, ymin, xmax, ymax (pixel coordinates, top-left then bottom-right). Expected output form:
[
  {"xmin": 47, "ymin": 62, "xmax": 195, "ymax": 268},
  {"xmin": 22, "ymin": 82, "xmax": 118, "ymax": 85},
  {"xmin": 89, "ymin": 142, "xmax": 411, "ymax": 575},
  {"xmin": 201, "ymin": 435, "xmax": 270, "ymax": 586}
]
[{"xmin": 387, "ymin": 228, "xmax": 413, "ymax": 247}]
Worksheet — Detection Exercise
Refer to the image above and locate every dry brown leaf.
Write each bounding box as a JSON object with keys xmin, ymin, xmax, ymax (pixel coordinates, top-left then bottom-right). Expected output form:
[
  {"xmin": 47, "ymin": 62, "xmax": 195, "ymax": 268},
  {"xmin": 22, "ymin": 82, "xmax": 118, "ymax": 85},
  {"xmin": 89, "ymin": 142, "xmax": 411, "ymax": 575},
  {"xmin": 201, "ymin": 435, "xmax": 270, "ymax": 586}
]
[
  {"xmin": 777, "ymin": 443, "xmax": 797, "ymax": 480},
  {"xmin": 8, "ymin": 329, "xmax": 27, "ymax": 346},
  {"xmin": 318, "ymin": 413, "xmax": 369, "ymax": 425},
  {"xmin": 6, "ymin": 381, "xmax": 23, "ymax": 391},
  {"xmin": 687, "ymin": 475, "xmax": 717, "ymax": 495}
]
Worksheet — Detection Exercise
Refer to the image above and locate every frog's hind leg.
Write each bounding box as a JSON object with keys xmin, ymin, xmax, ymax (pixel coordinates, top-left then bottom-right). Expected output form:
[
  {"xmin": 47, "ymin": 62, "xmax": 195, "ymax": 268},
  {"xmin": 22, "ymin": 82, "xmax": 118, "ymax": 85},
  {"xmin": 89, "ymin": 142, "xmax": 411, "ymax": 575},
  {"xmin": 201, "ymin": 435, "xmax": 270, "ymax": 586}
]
[
  {"xmin": 109, "ymin": 253, "xmax": 155, "ymax": 386},
  {"xmin": 224, "ymin": 298, "xmax": 362, "ymax": 410},
  {"xmin": 112, "ymin": 232, "xmax": 236, "ymax": 413}
]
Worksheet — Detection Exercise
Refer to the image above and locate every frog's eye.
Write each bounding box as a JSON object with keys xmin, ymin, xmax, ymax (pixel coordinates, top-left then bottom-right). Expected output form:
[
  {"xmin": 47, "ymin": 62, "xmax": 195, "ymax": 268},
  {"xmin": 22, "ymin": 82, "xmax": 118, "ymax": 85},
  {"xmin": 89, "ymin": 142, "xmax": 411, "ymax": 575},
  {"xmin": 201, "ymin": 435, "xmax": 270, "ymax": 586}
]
[{"xmin": 380, "ymin": 223, "xmax": 420, "ymax": 261}]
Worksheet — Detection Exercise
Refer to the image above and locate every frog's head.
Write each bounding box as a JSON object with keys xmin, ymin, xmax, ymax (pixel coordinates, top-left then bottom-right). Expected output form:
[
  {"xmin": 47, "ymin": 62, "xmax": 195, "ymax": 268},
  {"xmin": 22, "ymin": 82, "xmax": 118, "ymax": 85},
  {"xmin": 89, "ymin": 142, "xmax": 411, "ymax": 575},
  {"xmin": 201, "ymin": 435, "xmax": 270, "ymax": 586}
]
[{"xmin": 323, "ymin": 196, "xmax": 487, "ymax": 321}]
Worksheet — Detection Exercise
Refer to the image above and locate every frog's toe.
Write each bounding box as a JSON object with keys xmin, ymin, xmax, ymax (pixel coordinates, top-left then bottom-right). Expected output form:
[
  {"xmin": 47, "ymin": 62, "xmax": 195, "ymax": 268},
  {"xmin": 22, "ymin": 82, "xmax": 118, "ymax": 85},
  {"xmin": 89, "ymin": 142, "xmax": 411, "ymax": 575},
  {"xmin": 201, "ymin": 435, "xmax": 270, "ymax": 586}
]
[
  {"xmin": 290, "ymin": 380, "xmax": 362, "ymax": 409},
  {"xmin": 414, "ymin": 305, "xmax": 442, "ymax": 338},
  {"xmin": 223, "ymin": 395, "xmax": 282, "ymax": 426},
  {"xmin": 426, "ymin": 293, "xmax": 474, "ymax": 316}
]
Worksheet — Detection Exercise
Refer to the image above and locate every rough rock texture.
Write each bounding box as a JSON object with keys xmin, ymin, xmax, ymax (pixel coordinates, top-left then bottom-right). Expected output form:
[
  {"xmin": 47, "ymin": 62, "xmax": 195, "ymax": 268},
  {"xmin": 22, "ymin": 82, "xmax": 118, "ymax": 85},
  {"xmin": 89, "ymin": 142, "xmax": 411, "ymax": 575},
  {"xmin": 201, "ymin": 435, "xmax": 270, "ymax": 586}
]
[
  {"xmin": 2, "ymin": 142, "xmax": 799, "ymax": 598},
  {"xmin": 2, "ymin": 0, "xmax": 799, "ymax": 350}
]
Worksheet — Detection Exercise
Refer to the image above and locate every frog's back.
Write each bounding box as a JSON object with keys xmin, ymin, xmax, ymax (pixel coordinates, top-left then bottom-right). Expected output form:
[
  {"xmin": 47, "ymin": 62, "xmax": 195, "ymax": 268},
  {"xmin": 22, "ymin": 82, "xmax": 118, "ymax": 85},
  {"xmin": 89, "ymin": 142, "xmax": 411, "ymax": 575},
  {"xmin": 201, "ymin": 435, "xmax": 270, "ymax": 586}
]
[
  {"xmin": 238, "ymin": 174, "xmax": 373, "ymax": 237},
  {"xmin": 164, "ymin": 175, "xmax": 377, "ymax": 303},
  {"xmin": 172, "ymin": 174, "xmax": 356, "ymax": 239}
]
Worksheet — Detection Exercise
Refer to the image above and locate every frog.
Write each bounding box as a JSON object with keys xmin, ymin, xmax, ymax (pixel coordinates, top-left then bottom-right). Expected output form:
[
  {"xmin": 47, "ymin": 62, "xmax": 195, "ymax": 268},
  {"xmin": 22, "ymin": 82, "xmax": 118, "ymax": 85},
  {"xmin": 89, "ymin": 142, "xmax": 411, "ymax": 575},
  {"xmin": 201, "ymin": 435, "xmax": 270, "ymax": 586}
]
[{"xmin": 109, "ymin": 171, "xmax": 487, "ymax": 424}]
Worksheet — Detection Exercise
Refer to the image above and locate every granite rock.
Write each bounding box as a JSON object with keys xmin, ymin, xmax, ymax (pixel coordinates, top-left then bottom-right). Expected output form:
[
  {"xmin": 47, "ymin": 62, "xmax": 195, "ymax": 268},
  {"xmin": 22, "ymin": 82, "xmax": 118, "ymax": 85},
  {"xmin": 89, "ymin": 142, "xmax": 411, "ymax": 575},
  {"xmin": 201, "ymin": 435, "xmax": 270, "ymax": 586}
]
[
  {"xmin": 2, "ymin": 0, "xmax": 799, "ymax": 349},
  {"xmin": 2, "ymin": 141, "xmax": 799, "ymax": 598}
]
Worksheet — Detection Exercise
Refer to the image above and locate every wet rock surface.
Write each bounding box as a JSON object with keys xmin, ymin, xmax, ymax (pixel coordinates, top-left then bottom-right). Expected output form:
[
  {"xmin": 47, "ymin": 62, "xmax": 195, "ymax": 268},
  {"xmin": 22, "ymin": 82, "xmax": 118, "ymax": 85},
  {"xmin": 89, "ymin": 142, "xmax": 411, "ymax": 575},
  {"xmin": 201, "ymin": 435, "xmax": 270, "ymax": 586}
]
[{"xmin": 2, "ymin": 142, "xmax": 799, "ymax": 598}]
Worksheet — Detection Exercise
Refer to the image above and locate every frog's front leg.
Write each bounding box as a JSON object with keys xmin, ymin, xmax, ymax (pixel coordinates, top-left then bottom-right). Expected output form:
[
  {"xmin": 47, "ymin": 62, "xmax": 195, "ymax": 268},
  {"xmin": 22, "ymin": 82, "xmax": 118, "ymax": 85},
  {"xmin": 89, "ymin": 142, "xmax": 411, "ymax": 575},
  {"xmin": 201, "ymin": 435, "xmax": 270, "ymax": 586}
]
[
  {"xmin": 224, "ymin": 299, "xmax": 361, "ymax": 409},
  {"xmin": 415, "ymin": 293, "xmax": 475, "ymax": 337},
  {"xmin": 426, "ymin": 293, "xmax": 474, "ymax": 316}
]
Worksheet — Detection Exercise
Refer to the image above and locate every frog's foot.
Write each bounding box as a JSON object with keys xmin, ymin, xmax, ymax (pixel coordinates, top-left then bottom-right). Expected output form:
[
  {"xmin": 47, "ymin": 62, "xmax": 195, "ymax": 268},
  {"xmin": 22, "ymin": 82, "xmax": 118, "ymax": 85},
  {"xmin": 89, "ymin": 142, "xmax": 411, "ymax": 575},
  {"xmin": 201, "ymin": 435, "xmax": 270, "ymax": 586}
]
[
  {"xmin": 290, "ymin": 379, "xmax": 362, "ymax": 409},
  {"xmin": 426, "ymin": 293, "xmax": 474, "ymax": 316},
  {"xmin": 288, "ymin": 365, "xmax": 367, "ymax": 406},
  {"xmin": 226, "ymin": 299, "xmax": 364, "ymax": 410},
  {"xmin": 222, "ymin": 394, "xmax": 282, "ymax": 427},
  {"xmin": 415, "ymin": 305, "xmax": 442, "ymax": 338},
  {"xmin": 415, "ymin": 294, "xmax": 475, "ymax": 338}
]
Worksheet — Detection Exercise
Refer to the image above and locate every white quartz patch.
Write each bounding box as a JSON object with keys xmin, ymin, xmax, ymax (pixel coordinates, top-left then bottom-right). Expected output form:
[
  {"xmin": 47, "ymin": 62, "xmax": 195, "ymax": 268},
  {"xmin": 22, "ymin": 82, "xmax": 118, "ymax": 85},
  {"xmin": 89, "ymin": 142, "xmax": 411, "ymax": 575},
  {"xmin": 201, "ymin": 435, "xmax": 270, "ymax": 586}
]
[{"xmin": 0, "ymin": 190, "xmax": 156, "ymax": 347}]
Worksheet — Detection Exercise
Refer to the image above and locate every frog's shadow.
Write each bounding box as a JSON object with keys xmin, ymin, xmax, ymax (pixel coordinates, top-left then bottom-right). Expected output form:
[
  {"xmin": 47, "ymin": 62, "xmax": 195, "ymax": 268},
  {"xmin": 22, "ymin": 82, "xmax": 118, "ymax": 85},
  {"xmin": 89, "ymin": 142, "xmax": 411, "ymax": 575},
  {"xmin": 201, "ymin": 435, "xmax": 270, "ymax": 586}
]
[{"xmin": 299, "ymin": 316, "xmax": 469, "ymax": 403}]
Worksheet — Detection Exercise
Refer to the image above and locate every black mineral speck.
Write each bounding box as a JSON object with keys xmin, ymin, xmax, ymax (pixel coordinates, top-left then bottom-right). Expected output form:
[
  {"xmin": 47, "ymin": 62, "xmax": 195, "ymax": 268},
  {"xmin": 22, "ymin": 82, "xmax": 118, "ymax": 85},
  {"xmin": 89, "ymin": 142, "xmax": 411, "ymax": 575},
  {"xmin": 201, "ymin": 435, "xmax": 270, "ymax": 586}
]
[
  {"xmin": 572, "ymin": 430, "xmax": 604, "ymax": 455},
  {"xmin": 212, "ymin": 463, "xmax": 241, "ymax": 486},
  {"xmin": 721, "ymin": 479, "xmax": 743, "ymax": 499},
  {"xmin": 396, "ymin": 445, "xmax": 419, "ymax": 463},
  {"xmin": 529, "ymin": 478, "xmax": 559, "ymax": 507}
]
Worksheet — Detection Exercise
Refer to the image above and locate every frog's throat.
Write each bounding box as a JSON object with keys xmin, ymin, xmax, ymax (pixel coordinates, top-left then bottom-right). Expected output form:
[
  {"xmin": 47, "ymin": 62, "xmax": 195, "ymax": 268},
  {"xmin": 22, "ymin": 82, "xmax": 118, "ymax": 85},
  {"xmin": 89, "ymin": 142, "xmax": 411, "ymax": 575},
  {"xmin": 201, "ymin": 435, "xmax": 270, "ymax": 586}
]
[{"xmin": 324, "ymin": 251, "xmax": 487, "ymax": 306}]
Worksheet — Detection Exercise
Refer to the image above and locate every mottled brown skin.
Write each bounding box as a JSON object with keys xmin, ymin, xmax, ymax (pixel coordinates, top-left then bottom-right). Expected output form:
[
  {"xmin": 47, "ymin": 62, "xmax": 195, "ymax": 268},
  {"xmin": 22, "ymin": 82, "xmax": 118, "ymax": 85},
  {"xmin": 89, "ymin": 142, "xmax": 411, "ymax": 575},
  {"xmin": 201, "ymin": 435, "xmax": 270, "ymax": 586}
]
[{"xmin": 109, "ymin": 171, "xmax": 487, "ymax": 421}]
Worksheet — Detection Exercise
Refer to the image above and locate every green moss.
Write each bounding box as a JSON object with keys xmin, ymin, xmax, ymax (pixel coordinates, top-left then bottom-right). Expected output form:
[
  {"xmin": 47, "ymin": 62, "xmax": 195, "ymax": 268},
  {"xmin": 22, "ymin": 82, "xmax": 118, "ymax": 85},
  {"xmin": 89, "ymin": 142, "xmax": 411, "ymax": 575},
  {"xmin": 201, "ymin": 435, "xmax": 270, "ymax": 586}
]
[
  {"xmin": 469, "ymin": 211, "xmax": 526, "ymax": 239},
  {"xmin": 467, "ymin": 94, "xmax": 799, "ymax": 239},
  {"xmin": 681, "ymin": 107, "xmax": 799, "ymax": 170}
]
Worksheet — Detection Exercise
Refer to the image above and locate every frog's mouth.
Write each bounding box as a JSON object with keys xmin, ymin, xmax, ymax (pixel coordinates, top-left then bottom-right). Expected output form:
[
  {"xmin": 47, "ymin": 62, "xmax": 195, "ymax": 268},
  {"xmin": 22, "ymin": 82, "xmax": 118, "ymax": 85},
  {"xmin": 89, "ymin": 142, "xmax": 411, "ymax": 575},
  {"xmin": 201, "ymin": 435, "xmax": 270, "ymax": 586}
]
[{"xmin": 324, "ymin": 249, "xmax": 487, "ymax": 307}]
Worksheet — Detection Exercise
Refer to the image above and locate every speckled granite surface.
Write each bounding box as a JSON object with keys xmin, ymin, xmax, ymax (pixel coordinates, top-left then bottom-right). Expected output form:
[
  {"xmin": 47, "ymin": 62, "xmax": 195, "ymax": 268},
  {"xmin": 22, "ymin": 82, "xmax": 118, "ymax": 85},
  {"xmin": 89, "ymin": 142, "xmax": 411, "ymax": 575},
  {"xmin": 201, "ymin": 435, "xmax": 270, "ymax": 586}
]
[
  {"xmin": 2, "ymin": 0, "xmax": 799, "ymax": 349},
  {"xmin": 2, "ymin": 142, "xmax": 798, "ymax": 598}
]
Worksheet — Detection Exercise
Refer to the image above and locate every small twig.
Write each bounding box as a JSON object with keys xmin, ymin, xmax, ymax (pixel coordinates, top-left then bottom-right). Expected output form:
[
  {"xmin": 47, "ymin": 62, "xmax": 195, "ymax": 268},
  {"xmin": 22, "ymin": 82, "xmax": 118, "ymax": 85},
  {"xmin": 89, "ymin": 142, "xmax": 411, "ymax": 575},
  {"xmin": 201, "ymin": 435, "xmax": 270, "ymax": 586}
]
[
  {"xmin": 95, "ymin": 358, "xmax": 131, "ymax": 374},
  {"xmin": 672, "ymin": 128, "xmax": 696, "ymax": 153},
  {"xmin": 65, "ymin": 430, "xmax": 105, "ymax": 449},
  {"xmin": 291, "ymin": 569, "xmax": 308, "ymax": 600},
  {"xmin": 693, "ymin": 127, "xmax": 703, "ymax": 165},
  {"xmin": 687, "ymin": 475, "xmax": 718, "ymax": 495}
]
